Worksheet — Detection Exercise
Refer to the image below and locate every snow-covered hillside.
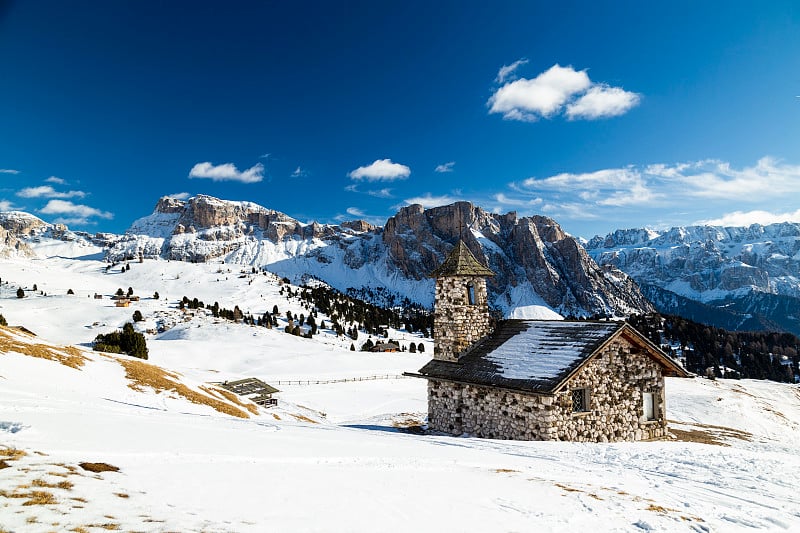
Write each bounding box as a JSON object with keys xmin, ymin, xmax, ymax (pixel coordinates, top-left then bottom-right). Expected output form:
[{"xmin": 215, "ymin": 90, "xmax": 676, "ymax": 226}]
[{"xmin": 1, "ymin": 251, "xmax": 799, "ymax": 532}]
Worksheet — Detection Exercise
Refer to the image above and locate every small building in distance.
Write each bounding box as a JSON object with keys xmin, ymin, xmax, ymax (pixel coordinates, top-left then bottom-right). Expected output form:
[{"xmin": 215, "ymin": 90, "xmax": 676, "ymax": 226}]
[{"xmin": 409, "ymin": 240, "xmax": 690, "ymax": 442}]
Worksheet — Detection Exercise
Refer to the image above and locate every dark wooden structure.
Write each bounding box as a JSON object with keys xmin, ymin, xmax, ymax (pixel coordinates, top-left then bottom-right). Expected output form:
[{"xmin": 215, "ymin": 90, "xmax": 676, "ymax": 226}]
[{"xmin": 220, "ymin": 377, "xmax": 279, "ymax": 407}]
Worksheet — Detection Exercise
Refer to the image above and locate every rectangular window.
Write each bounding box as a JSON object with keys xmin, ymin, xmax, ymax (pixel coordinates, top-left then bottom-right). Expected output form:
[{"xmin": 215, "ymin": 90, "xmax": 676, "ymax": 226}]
[
  {"xmin": 571, "ymin": 388, "xmax": 588, "ymax": 412},
  {"xmin": 643, "ymin": 392, "xmax": 656, "ymax": 421}
]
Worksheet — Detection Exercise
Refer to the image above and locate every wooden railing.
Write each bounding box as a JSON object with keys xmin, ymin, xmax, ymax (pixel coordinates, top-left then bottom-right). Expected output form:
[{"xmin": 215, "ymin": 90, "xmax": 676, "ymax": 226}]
[{"xmin": 274, "ymin": 374, "xmax": 412, "ymax": 386}]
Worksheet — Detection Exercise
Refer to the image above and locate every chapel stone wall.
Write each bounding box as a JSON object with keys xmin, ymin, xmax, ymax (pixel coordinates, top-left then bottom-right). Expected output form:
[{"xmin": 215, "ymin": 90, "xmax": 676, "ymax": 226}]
[{"xmin": 427, "ymin": 336, "xmax": 669, "ymax": 442}]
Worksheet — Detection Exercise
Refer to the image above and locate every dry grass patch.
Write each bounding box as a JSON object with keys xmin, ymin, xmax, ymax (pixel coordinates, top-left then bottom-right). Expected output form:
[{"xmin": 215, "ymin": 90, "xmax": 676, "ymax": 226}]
[
  {"xmin": 200, "ymin": 385, "xmax": 260, "ymax": 416},
  {"xmin": 78, "ymin": 462, "xmax": 119, "ymax": 473},
  {"xmin": 22, "ymin": 490, "xmax": 57, "ymax": 506},
  {"xmin": 118, "ymin": 358, "xmax": 250, "ymax": 419},
  {"xmin": 290, "ymin": 413, "xmax": 318, "ymax": 424},
  {"xmin": 32, "ymin": 478, "xmax": 74, "ymax": 490},
  {"xmin": 114, "ymin": 492, "xmax": 129, "ymax": 499},
  {"xmin": 70, "ymin": 528, "xmax": 90, "ymax": 533},
  {"xmin": 494, "ymin": 468, "xmax": 518, "ymax": 474},
  {"xmin": 669, "ymin": 420, "xmax": 752, "ymax": 446},
  {"xmin": 0, "ymin": 327, "xmax": 88, "ymax": 369},
  {"xmin": 0, "ymin": 447, "xmax": 27, "ymax": 461},
  {"xmin": 272, "ymin": 413, "xmax": 282, "ymax": 420},
  {"xmin": 392, "ymin": 413, "xmax": 425, "ymax": 433},
  {"xmin": 84, "ymin": 524, "xmax": 120, "ymax": 531}
]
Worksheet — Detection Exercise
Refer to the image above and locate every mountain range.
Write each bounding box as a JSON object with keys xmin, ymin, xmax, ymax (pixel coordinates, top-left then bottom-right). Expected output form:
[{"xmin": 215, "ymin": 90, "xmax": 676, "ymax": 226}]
[
  {"xmin": 586, "ymin": 224, "xmax": 800, "ymax": 336},
  {"xmin": 3, "ymin": 195, "xmax": 800, "ymax": 335}
]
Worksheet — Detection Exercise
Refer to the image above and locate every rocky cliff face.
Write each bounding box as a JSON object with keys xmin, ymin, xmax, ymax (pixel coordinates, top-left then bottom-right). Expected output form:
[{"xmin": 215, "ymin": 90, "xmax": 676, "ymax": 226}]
[
  {"xmin": 586, "ymin": 223, "xmax": 800, "ymax": 335},
  {"xmin": 381, "ymin": 202, "xmax": 652, "ymax": 316},
  {"xmin": 110, "ymin": 196, "xmax": 652, "ymax": 318}
]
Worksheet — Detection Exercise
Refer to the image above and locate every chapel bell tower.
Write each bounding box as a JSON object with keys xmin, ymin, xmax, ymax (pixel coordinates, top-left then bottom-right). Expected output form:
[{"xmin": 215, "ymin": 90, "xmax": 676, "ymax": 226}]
[{"xmin": 430, "ymin": 240, "xmax": 495, "ymax": 362}]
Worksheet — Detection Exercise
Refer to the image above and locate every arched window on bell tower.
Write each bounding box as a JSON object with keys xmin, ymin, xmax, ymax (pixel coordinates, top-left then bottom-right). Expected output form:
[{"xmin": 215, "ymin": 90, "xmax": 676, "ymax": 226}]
[{"xmin": 467, "ymin": 282, "xmax": 476, "ymax": 305}]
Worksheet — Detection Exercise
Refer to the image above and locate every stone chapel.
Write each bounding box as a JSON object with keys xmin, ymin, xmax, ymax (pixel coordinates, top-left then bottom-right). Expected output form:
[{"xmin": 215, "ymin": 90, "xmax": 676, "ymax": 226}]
[{"xmin": 409, "ymin": 240, "xmax": 690, "ymax": 442}]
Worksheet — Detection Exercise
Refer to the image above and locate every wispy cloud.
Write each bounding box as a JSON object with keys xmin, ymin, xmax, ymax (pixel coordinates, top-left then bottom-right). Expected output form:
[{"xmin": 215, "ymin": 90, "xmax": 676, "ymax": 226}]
[
  {"xmin": 189, "ymin": 162, "xmax": 264, "ymax": 183},
  {"xmin": 488, "ymin": 156, "xmax": 800, "ymax": 232},
  {"xmin": 348, "ymin": 159, "xmax": 410, "ymax": 181},
  {"xmin": 291, "ymin": 166, "xmax": 309, "ymax": 178},
  {"xmin": 402, "ymin": 193, "xmax": 460, "ymax": 208},
  {"xmin": 697, "ymin": 208, "xmax": 800, "ymax": 227},
  {"xmin": 0, "ymin": 200, "xmax": 16, "ymax": 211},
  {"xmin": 658, "ymin": 157, "xmax": 800, "ymax": 200},
  {"xmin": 39, "ymin": 199, "xmax": 113, "ymax": 221},
  {"xmin": 495, "ymin": 58, "xmax": 528, "ymax": 84},
  {"xmin": 167, "ymin": 192, "xmax": 191, "ymax": 200},
  {"xmin": 434, "ymin": 161, "xmax": 456, "ymax": 173},
  {"xmin": 491, "ymin": 193, "xmax": 543, "ymax": 207},
  {"xmin": 345, "ymin": 183, "xmax": 394, "ymax": 198},
  {"xmin": 488, "ymin": 64, "xmax": 639, "ymax": 122},
  {"xmin": 0, "ymin": 169, "xmax": 20, "ymax": 175},
  {"xmin": 346, "ymin": 207, "xmax": 365, "ymax": 217},
  {"xmin": 17, "ymin": 185, "xmax": 87, "ymax": 199},
  {"xmin": 45, "ymin": 176, "xmax": 65, "ymax": 184},
  {"xmin": 367, "ymin": 188, "xmax": 393, "ymax": 198}
]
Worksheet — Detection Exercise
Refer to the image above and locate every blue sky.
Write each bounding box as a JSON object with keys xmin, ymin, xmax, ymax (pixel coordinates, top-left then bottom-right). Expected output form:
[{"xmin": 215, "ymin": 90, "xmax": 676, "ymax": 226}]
[{"xmin": 1, "ymin": 1, "xmax": 799, "ymax": 239}]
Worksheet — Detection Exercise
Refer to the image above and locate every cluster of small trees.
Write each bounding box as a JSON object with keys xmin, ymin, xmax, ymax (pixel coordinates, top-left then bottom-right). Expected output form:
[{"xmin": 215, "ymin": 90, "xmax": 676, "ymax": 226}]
[
  {"xmin": 629, "ymin": 313, "xmax": 798, "ymax": 382},
  {"xmin": 93, "ymin": 322, "xmax": 148, "ymax": 359}
]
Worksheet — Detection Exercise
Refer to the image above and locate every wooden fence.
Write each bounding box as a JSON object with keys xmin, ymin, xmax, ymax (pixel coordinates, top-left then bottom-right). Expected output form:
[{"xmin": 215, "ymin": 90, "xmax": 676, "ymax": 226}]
[{"xmin": 274, "ymin": 374, "xmax": 411, "ymax": 386}]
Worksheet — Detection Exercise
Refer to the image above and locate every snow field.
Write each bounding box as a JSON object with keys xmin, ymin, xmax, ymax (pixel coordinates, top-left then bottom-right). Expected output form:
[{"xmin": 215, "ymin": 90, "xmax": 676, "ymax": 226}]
[{"xmin": 0, "ymin": 253, "xmax": 799, "ymax": 531}]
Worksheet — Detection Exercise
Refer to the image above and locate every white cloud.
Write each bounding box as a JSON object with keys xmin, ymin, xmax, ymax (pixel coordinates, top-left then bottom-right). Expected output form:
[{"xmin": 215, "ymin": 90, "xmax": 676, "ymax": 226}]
[
  {"xmin": 0, "ymin": 169, "xmax": 20, "ymax": 175},
  {"xmin": 565, "ymin": 85, "xmax": 641, "ymax": 120},
  {"xmin": 521, "ymin": 167, "xmax": 655, "ymax": 207},
  {"xmin": 668, "ymin": 157, "xmax": 800, "ymax": 200},
  {"xmin": 492, "ymin": 193, "xmax": 543, "ymax": 207},
  {"xmin": 434, "ymin": 161, "xmax": 456, "ymax": 173},
  {"xmin": 291, "ymin": 166, "xmax": 309, "ymax": 178},
  {"xmin": 402, "ymin": 193, "xmax": 460, "ymax": 208},
  {"xmin": 45, "ymin": 176, "xmax": 66, "ymax": 184},
  {"xmin": 495, "ymin": 58, "xmax": 528, "ymax": 84},
  {"xmin": 167, "ymin": 192, "xmax": 191, "ymax": 200},
  {"xmin": 0, "ymin": 200, "xmax": 16, "ymax": 211},
  {"xmin": 188, "ymin": 162, "xmax": 264, "ymax": 183},
  {"xmin": 17, "ymin": 185, "xmax": 86, "ymax": 199},
  {"xmin": 367, "ymin": 188, "xmax": 393, "ymax": 198},
  {"xmin": 697, "ymin": 209, "xmax": 800, "ymax": 227},
  {"xmin": 488, "ymin": 64, "xmax": 639, "ymax": 122},
  {"xmin": 348, "ymin": 159, "xmax": 411, "ymax": 181},
  {"xmin": 39, "ymin": 200, "xmax": 112, "ymax": 220},
  {"xmin": 344, "ymin": 184, "xmax": 359, "ymax": 193},
  {"xmin": 346, "ymin": 207, "xmax": 366, "ymax": 217}
]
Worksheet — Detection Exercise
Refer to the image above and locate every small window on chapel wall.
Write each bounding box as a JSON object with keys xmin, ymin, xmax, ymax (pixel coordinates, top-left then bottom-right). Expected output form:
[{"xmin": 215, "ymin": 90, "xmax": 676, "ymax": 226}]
[
  {"xmin": 466, "ymin": 282, "xmax": 476, "ymax": 305},
  {"xmin": 571, "ymin": 388, "xmax": 589, "ymax": 413},
  {"xmin": 643, "ymin": 392, "xmax": 657, "ymax": 421}
]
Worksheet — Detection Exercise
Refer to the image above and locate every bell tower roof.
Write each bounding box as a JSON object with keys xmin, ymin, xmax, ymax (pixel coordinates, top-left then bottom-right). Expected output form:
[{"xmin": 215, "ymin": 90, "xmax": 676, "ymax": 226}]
[{"xmin": 430, "ymin": 240, "xmax": 495, "ymax": 278}]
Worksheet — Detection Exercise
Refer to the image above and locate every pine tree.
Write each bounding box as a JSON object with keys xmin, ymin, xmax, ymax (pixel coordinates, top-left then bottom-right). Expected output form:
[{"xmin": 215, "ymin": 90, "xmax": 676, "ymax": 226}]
[
  {"xmin": 132, "ymin": 310, "xmax": 144, "ymax": 322},
  {"xmin": 153, "ymin": 291, "xmax": 160, "ymax": 300},
  {"xmin": 0, "ymin": 314, "xmax": 7, "ymax": 326},
  {"xmin": 16, "ymin": 288, "xmax": 24, "ymax": 298}
]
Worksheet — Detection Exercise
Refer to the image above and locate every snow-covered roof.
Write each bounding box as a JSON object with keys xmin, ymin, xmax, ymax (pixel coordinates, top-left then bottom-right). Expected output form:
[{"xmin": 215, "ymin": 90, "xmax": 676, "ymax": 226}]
[{"xmin": 416, "ymin": 320, "xmax": 687, "ymax": 393}]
